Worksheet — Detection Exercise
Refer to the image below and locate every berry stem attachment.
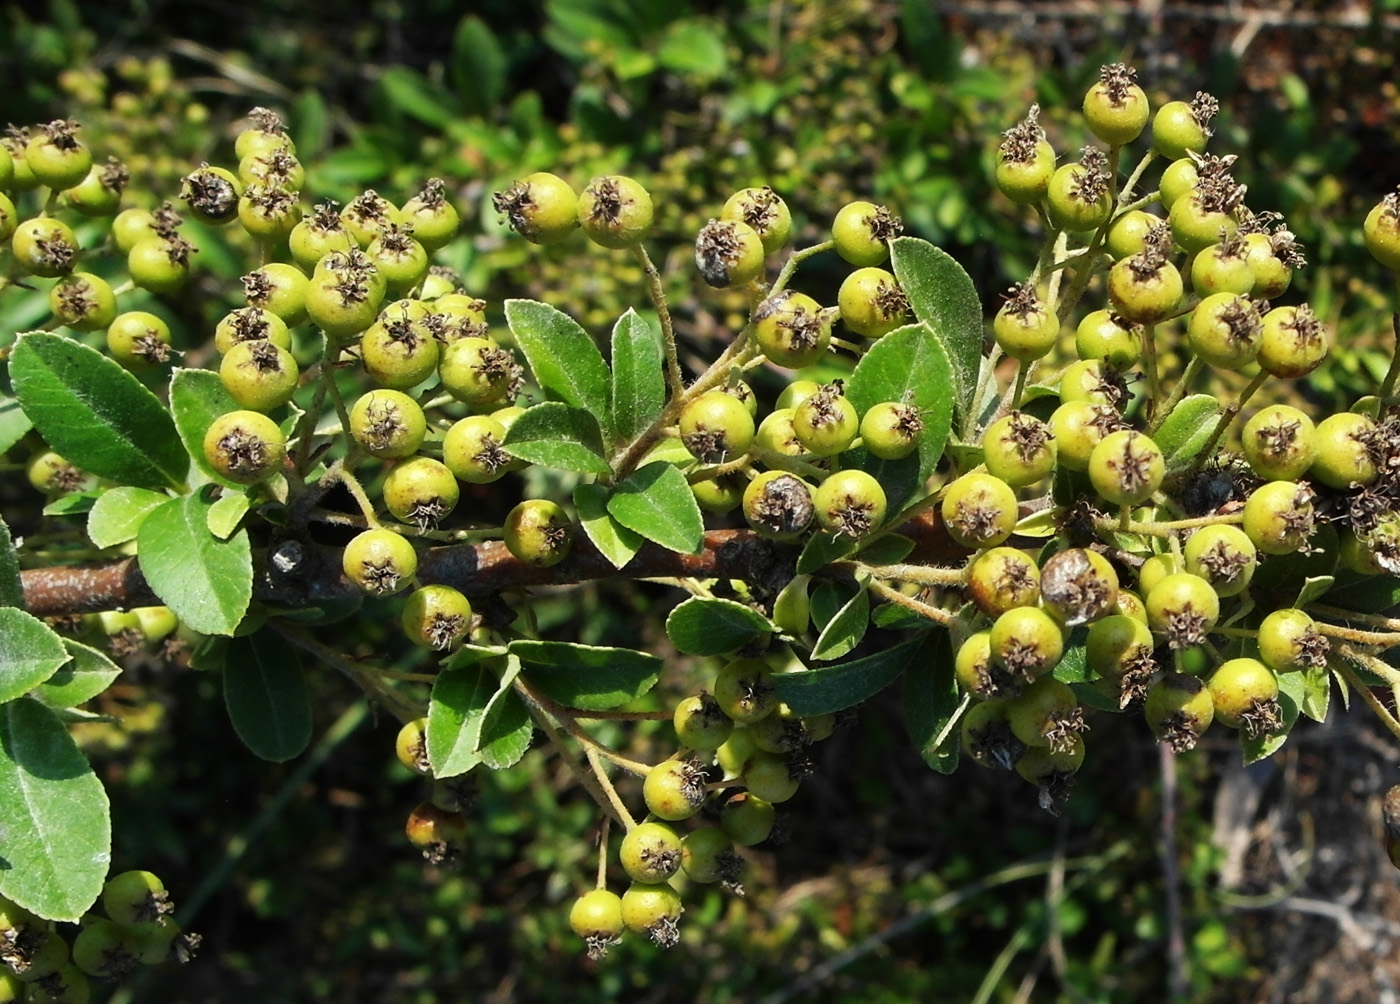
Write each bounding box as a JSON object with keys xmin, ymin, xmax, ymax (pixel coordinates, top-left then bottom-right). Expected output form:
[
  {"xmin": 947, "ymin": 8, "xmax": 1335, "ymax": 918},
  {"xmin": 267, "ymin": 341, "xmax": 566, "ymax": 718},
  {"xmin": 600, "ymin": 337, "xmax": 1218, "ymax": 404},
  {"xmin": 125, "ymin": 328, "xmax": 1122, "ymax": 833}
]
[
  {"xmin": 858, "ymin": 562, "xmax": 965, "ymax": 587},
  {"xmin": 1029, "ymin": 205, "xmax": 1062, "ymax": 287},
  {"xmin": 294, "ymin": 341, "xmax": 340, "ymax": 472},
  {"xmin": 1145, "ymin": 356, "xmax": 1203, "ymax": 438},
  {"xmin": 518, "ymin": 680, "xmax": 653, "ymax": 776},
  {"xmin": 1094, "ymin": 511, "xmax": 1243, "ymax": 538},
  {"xmin": 1118, "ymin": 150, "xmax": 1156, "ymax": 205},
  {"xmin": 1140, "ymin": 324, "xmax": 1161, "ymax": 421},
  {"xmin": 1010, "ymin": 358, "xmax": 1030, "ymax": 411},
  {"xmin": 596, "ymin": 817, "xmax": 611, "ymax": 890},
  {"xmin": 630, "ymin": 243, "xmax": 684, "ymax": 401},
  {"xmin": 520, "ymin": 683, "xmax": 639, "ymax": 830},
  {"xmin": 866, "ymin": 577, "xmax": 952, "ymax": 625},
  {"xmin": 269, "ymin": 622, "xmax": 421, "ymax": 724},
  {"xmin": 1377, "ymin": 286, "xmax": 1400, "ymax": 410},
  {"xmin": 770, "ymin": 239, "xmax": 835, "ymax": 295}
]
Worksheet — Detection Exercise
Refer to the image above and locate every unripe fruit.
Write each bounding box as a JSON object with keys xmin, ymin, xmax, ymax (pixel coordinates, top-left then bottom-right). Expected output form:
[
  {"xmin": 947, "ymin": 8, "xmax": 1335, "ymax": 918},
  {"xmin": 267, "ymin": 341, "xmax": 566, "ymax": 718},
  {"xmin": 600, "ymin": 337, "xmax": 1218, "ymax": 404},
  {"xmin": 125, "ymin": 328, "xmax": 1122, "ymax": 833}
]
[
  {"xmin": 443, "ymin": 414, "xmax": 512, "ymax": 484},
  {"xmin": 813, "ymin": 469, "xmax": 886, "ymax": 539},
  {"xmin": 961, "ymin": 697, "xmax": 1026, "ymax": 770},
  {"xmin": 1363, "ymin": 193, "xmax": 1400, "ymax": 270},
  {"xmin": 620, "ymin": 882, "xmax": 682, "ymax": 947},
  {"xmin": 860, "ymin": 401, "xmax": 923, "ymax": 460},
  {"xmin": 493, "ymin": 172, "xmax": 578, "ymax": 244},
  {"xmin": 1151, "ymin": 97, "xmax": 1214, "ymax": 160},
  {"xmin": 503, "ymin": 498, "xmax": 573, "ymax": 567},
  {"xmin": 439, "ymin": 337, "xmax": 520, "ymax": 408},
  {"xmin": 404, "ymin": 801, "xmax": 469, "ymax": 863},
  {"xmin": 993, "ymin": 284, "xmax": 1059, "ymax": 362},
  {"xmin": 1145, "ymin": 572, "xmax": 1220, "ymax": 650},
  {"xmin": 1046, "ymin": 155, "xmax": 1113, "ymax": 232},
  {"xmin": 792, "ymin": 383, "xmax": 859, "ymax": 457},
  {"xmin": 243, "ymin": 262, "xmax": 310, "ymax": 327},
  {"xmin": 1075, "ymin": 309, "xmax": 1142, "ymax": 366},
  {"xmin": 742, "ymin": 470, "xmax": 815, "ymax": 540},
  {"xmin": 720, "ymin": 791, "xmax": 775, "ymax": 846},
  {"xmin": 1257, "ymin": 304, "xmax": 1328, "ymax": 379},
  {"xmin": 695, "ymin": 218, "xmax": 765, "ymax": 287},
  {"xmin": 966, "ymin": 547, "xmax": 1041, "ymax": 618},
  {"xmin": 1082, "ymin": 63, "xmax": 1149, "ymax": 146},
  {"xmin": 1208, "ymin": 658, "xmax": 1281, "ymax": 738},
  {"xmin": 752, "ymin": 290, "xmax": 833, "ymax": 368},
  {"xmin": 1039, "ymin": 547, "xmax": 1119, "ymax": 626},
  {"xmin": 569, "ymin": 889, "xmax": 624, "ymax": 959},
  {"xmin": 672, "ymin": 692, "xmax": 733, "ymax": 752},
  {"xmin": 102, "ymin": 870, "xmax": 171, "ymax": 926},
  {"xmin": 1088, "ymin": 430, "xmax": 1164, "ymax": 506},
  {"xmin": 1058, "ymin": 358, "xmax": 1127, "ymax": 408},
  {"xmin": 1190, "ymin": 237, "xmax": 1255, "ymax": 297},
  {"xmin": 941, "ymin": 472, "xmax": 1018, "ymax": 549},
  {"xmin": 1309, "ymin": 412, "xmax": 1380, "ymax": 490},
  {"xmin": 349, "ymin": 389, "xmax": 427, "ymax": 459},
  {"xmin": 400, "ymin": 178, "xmax": 459, "ymax": 252},
  {"xmin": 716, "ymin": 727, "xmax": 758, "ymax": 779},
  {"xmin": 27, "ymin": 451, "xmax": 98, "ymax": 495},
  {"xmin": 25, "ymin": 120, "xmax": 93, "ymax": 189},
  {"xmin": 681, "ymin": 826, "xmax": 741, "ymax": 885},
  {"xmin": 713, "ymin": 658, "xmax": 778, "ymax": 724},
  {"xmin": 1242, "ymin": 405, "xmax": 1316, "ymax": 481},
  {"xmin": 996, "ymin": 106, "xmax": 1056, "ymax": 204},
  {"xmin": 340, "ymin": 190, "xmax": 400, "ymax": 248},
  {"xmin": 220, "ymin": 340, "xmax": 299, "ymax": 412},
  {"xmin": 383, "ymin": 457, "xmax": 459, "ymax": 528},
  {"xmin": 237, "ymin": 183, "xmax": 299, "ymax": 243},
  {"xmin": 577, "ymin": 175, "xmax": 653, "ymax": 248},
  {"xmin": 11, "ymin": 217, "xmax": 79, "ymax": 277},
  {"xmin": 107, "ymin": 310, "xmax": 174, "ymax": 368},
  {"xmin": 235, "ymin": 107, "xmax": 295, "ymax": 161},
  {"xmin": 1015, "ymin": 734, "xmax": 1085, "ymax": 813},
  {"xmin": 837, "ymin": 266, "xmax": 909, "ymax": 338},
  {"xmin": 1242, "ymin": 231, "xmax": 1293, "ymax": 299},
  {"xmin": 72, "ymin": 919, "xmax": 138, "ymax": 979},
  {"xmin": 691, "ymin": 473, "xmax": 745, "ymax": 514},
  {"xmin": 1242, "ymin": 481, "xmax": 1314, "ymax": 555},
  {"xmin": 679, "ymin": 390, "xmax": 755, "ymax": 463},
  {"xmin": 620, "ymin": 821, "xmax": 683, "ymax": 884},
  {"xmin": 0, "ymin": 192, "xmax": 15, "ymax": 244},
  {"xmin": 342, "ymin": 528, "xmax": 417, "ymax": 595},
  {"xmin": 128, "ymin": 235, "xmax": 194, "ymax": 293},
  {"xmin": 743, "ymin": 751, "xmax": 802, "ymax": 803},
  {"xmin": 361, "ymin": 311, "xmax": 440, "ymax": 389},
  {"xmin": 401, "ymin": 585, "xmax": 472, "ymax": 650},
  {"xmin": 1108, "ymin": 252, "xmax": 1183, "ymax": 324},
  {"xmin": 1006, "ymin": 675, "xmax": 1084, "ymax": 753},
  {"xmin": 982, "ymin": 412, "xmax": 1056, "ymax": 488},
  {"xmin": 289, "ymin": 202, "xmax": 355, "ymax": 269},
  {"xmin": 395, "ymin": 717, "xmax": 431, "ymax": 775},
  {"xmin": 1144, "ymin": 673, "xmax": 1214, "ymax": 751},
  {"xmin": 644, "ymin": 759, "xmax": 707, "ymax": 821},
  {"xmin": 1105, "ymin": 211, "xmax": 1159, "ymax": 261},
  {"xmin": 720, "ymin": 186, "xmax": 791, "ymax": 254},
  {"xmin": 1085, "ymin": 613, "xmax": 1156, "ymax": 698},
  {"xmin": 955, "ymin": 630, "xmax": 1002, "ymax": 700},
  {"xmin": 305, "ymin": 270, "xmax": 380, "ymax": 339},
  {"xmin": 1257, "ymin": 608, "xmax": 1329, "ymax": 673},
  {"xmin": 48, "ymin": 272, "xmax": 116, "ymax": 332},
  {"xmin": 1187, "ymin": 292, "xmax": 1262, "ymax": 370},
  {"xmin": 1182, "ymin": 524, "xmax": 1256, "ymax": 598},
  {"xmin": 831, "ymin": 200, "xmax": 902, "ymax": 266},
  {"xmin": 775, "ymin": 379, "xmax": 821, "ymax": 411},
  {"xmin": 990, "ymin": 605, "xmax": 1064, "ymax": 684},
  {"xmin": 1050, "ymin": 401, "xmax": 1124, "ymax": 471},
  {"xmin": 203, "ymin": 410, "xmax": 285, "ymax": 484}
]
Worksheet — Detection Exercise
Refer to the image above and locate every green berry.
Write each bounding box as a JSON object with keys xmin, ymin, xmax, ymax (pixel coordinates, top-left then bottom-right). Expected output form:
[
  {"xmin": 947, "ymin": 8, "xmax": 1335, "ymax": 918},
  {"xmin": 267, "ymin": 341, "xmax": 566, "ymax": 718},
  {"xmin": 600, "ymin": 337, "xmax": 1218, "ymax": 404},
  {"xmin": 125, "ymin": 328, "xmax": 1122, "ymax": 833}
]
[
  {"xmin": 1242, "ymin": 405, "xmax": 1316, "ymax": 481},
  {"xmin": 813, "ymin": 469, "xmax": 887, "ymax": 539},
  {"xmin": 752, "ymin": 290, "xmax": 833, "ymax": 368},
  {"xmin": 1005, "ymin": 676, "xmax": 1084, "ymax": 753},
  {"xmin": 442, "ymin": 414, "xmax": 512, "ymax": 484},
  {"xmin": 720, "ymin": 186, "xmax": 791, "ymax": 254},
  {"xmin": 966, "ymin": 547, "xmax": 1041, "ymax": 618},
  {"xmin": 941, "ymin": 472, "xmax": 1018, "ymax": 550},
  {"xmin": 679, "ymin": 390, "xmax": 755, "ymax": 464},
  {"xmin": 1082, "ymin": 63, "xmax": 1149, "ymax": 146},
  {"xmin": 1242, "ymin": 481, "xmax": 1315, "ymax": 556},
  {"xmin": 837, "ymin": 266, "xmax": 908, "ymax": 338},
  {"xmin": 1309, "ymin": 412, "xmax": 1380, "ymax": 490},
  {"xmin": 1074, "ymin": 309, "xmax": 1142, "ymax": 366},
  {"xmin": 503, "ymin": 499, "xmax": 573, "ymax": 567},
  {"xmin": 1258, "ymin": 608, "xmax": 1329, "ymax": 673},
  {"xmin": 25, "ymin": 120, "xmax": 93, "ymax": 189},
  {"xmin": 831, "ymin": 200, "xmax": 902, "ymax": 266},
  {"xmin": 981, "ymin": 411, "xmax": 1057, "ymax": 488},
  {"xmin": 11, "ymin": 217, "xmax": 79, "ymax": 277},
  {"xmin": 620, "ymin": 882, "xmax": 682, "ymax": 947},
  {"xmin": 107, "ymin": 310, "xmax": 174, "ymax": 368},
  {"xmin": 401, "ymin": 585, "xmax": 472, "ymax": 650},
  {"xmin": 859, "ymin": 401, "xmax": 923, "ymax": 460},
  {"xmin": 1151, "ymin": 95, "xmax": 1216, "ymax": 160},
  {"xmin": 1145, "ymin": 572, "xmax": 1220, "ymax": 650},
  {"xmin": 742, "ymin": 470, "xmax": 815, "ymax": 540},
  {"xmin": 1045, "ymin": 151, "xmax": 1113, "ymax": 232},
  {"xmin": 102, "ymin": 870, "xmax": 170, "ymax": 926},
  {"xmin": 720, "ymin": 791, "xmax": 775, "ymax": 847},
  {"xmin": 220, "ymin": 340, "xmax": 299, "ymax": 411},
  {"xmin": 1088, "ymin": 430, "xmax": 1164, "ymax": 506},
  {"xmin": 695, "ymin": 218, "xmax": 765, "ymax": 287},
  {"xmin": 620, "ymin": 821, "xmax": 683, "ymax": 884},
  {"xmin": 569, "ymin": 889, "xmax": 624, "ymax": 959},
  {"xmin": 203, "ymin": 410, "xmax": 286, "ymax": 484},
  {"xmin": 992, "ymin": 283, "xmax": 1059, "ymax": 362},
  {"xmin": 673, "ymin": 692, "xmax": 733, "ymax": 752},
  {"xmin": 713, "ymin": 658, "xmax": 778, "ymax": 724},
  {"xmin": 578, "ymin": 175, "xmax": 653, "ymax": 248},
  {"xmin": 1208, "ymin": 657, "xmax": 1281, "ymax": 737},
  {"xmin": 493, "ymin": 172, "xmax": 579, "ymax": 245},
  {"xmin": 643, "ymin": 759, "xmax": 707, "ymax": 821},
  {"xmin": 1144, "ymin": 672, "xmax": 1214, "ymax": 751},
  {"xmin": 342, "ymin": 528, "xmax": 418, "ymax": 596},
  {"xmin": 1364, "ymin": 190, "xmax": 1400, "ymax": 270},
  {"xmin": 241, "ymin": 263, "xmax": 309, "ymax": 327},
  {"xmin": 1182, "ymin": 524, "xmax": 1256, "ymax": 598},
  {"xmin": 990, "ymin": 605, "xmax": 1065, "ymax": 685},
  {"xmin": 995, "ymin": 107, "xmax": 1056, "ymax": 205},
  {"xmin": 791, "ymin": 382, "xmax": 859, "ymax": 457},
  {"xmin": 349, "ymin": 389, "xmax": 427, "ymax": 459}
]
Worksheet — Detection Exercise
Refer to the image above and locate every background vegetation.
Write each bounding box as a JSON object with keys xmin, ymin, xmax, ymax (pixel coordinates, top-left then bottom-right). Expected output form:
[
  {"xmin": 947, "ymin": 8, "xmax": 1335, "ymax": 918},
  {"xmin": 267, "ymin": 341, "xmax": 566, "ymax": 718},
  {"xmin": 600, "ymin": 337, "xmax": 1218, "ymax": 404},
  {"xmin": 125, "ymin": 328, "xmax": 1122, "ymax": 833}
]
[{"xmin": 3, "ymin": 1, "xmax": 1400, "ymax": 1000}]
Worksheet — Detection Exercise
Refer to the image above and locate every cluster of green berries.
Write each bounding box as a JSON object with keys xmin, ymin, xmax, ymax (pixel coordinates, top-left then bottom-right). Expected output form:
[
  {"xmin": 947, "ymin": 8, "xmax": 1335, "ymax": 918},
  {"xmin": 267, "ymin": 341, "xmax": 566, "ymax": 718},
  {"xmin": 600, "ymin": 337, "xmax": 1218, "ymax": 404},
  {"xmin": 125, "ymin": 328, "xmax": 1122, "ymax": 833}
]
[
  {"xmin": 0, "ymin": 873, "xmax": 196, "ymax": 1003},
  {"xmin": 562, "ymin": 656, "xmax": 838, "ymax": 958}
]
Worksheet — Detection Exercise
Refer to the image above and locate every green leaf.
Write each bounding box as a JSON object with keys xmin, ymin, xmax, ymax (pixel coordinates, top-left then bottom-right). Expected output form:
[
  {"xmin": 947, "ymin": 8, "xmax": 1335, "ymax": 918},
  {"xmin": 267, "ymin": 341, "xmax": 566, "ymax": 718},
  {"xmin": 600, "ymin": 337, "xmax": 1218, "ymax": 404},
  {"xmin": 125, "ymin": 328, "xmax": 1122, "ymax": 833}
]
[
  {"xmin": 903, "ymin": 632, "xmax": 967, "ymax": 773},
  {"xmin": 1241, "ymin": 670, "xmax": 1302, "ymax": 765},
  {"xmin": 87, "ymin": 487, "xmax": 169, "ymax": 549},
  {"xmin": 773, "ymin": 634, "xmax": 923, "ymax": 716},
  {"xmin": 610, "ymin": 309, "xmax": 665, "ymax": 442},
  {"xmin": 0, "ymin": 608, "xmax": 70, "ymax": 703},
  {"xmin": 1051, "ymin": 633, "xmax": 1092, "ymax": 684},
  {"xmin": 170, "ymin": 368, "xmax": 245, "ymax": 489},
  {"xmin": 511, "ymin": 640, "xmax": 662, "ymax": 710},
  {"xmin": 844, "ymin": 322, "xmax": 956, "ymax": 509},
  {"xmin": 42, "ymin": 493, "xmax": 99, "ymax": 517},
  {"xmin": 223, "ymin": 631, "xmax": 312, "ymax": 763},
  {"xmin": 477, "ymin": 674, "xmax": 533, "ymax": 770},
  {"xmin": 0, "ymin": 515, "xmax": 22, "ymax": 609},
  {"xmin": 207, "ymin": 493, "xmax": 251, "ymax": 540},
  {"xmin": 1155, "ymin": 395, "xmax": 1221, "ymax": 469},
  {"xmin": 1299, "ymin": 666, "xmax": 1330, "ymax": 723},
  {"xmin": 0, "ymin": 394, "xmax": 34, "ymax": 455},
  {"xmin": 856, "ymin": 533, "xmax": 916, "ymax": 566},
  {"xmin": 656, "ymin": 20, "xmax": 727, "ymax": 78},
  {"xmin": 137, "ymin": 490, "xmax": 253, "ymax": 636},
  {"xmin": 606, "ymin": 461, "xmax": 704, "ymax": 554},
  {"xmin": 505, "ymin": 299, "xmax": 612, "ymax": 429},
  {"xmin": 665, "ymin": 597, "xmax": 774, "ymax": 656},
  {"xmin": 889, "ymin": 237, "xmax": 983, "ymax": 417},
  {"xmin": 9, "ymin": 333, "xmax": 186, "ymax": 490},
  {"xmin": 34, "ymin": 641, "xmax": 121, "ymax": 708},
  {"xmin": 573, "ymin": 483, "xmax": 643, "ymax": 569},
  {"xmin": 427, "ymin": 664, "xmax": 495, "ymax": 778},
  {"xmin": 377, "ymin": 66, "xmax": 458, "ymax": 129},
  {"xmin": 502, "ymin": 402, "xmax": 611, "ymax": 476},
  {"xmin": 451, "ymin": 15, "xmax": 506, "ymax": 116},
  {"xmin": 1322, "ymin": 571, "xmax": 1400, "ymax": 613},
  {"xmin": 810, "ymin": 583, "xmax": 871, "ymax": 661},
  {"xmin": 796, "ymin": 532, "xmax": 858, "ymax": 576},
  {"xmin": 1293, "ymin": 575, "xmax": 1335, "ymax": 609},
  {"xmin": 0, "ymin": 697, "xmax": 110, "ymax": 921}
]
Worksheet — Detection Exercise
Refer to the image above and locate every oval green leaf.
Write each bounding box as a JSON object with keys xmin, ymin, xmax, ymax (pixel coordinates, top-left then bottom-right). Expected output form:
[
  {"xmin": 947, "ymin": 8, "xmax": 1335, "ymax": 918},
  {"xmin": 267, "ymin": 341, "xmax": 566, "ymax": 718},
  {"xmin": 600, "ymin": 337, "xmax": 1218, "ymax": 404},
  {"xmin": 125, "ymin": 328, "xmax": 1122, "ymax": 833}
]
[
  {"xmin": 903, "ymin": 632, "xmax": 966, "ymax": 774},
  {"xmin": 610, "ymin": 308, "xmax": 665, "ymax": 442},
  {"xmin": 0, "ymin": 697, "xmax": 111, "ymax": 921},
  {"xmin": 427, "ymin": 663, "xmax": 497, "ymax": 778},
  {"xmin": 665, "ymin": 597, "xmax": 774, "ymax": 656},
  {"xmin": 505, "ymin": 299, "xmax": 612, "ymax": 431},
  {"xmin": 0, "ymin": 608, "xmax": 70, "ymax": 703},
  {"xmin": 34, "ymin": 640, "xmax": 121, "ymax": 708},
  {"xmin": 773, "ymin": 634, "xmax": 923, "ymax": 716},
  {"xmin": 224, "ymin": 631, "xmax": 312, "ymax": 762},
  {"xmin": 574, "ymin": 483, "xmax": 643, "ymax": 570},
  {"xmin": 606, "ymin": 461, "xmax": 704, "ymax": 555},
  {"xmin": 502, "ymin": 401, "xmax": 611, "ymax": 477},
  {"xmin": 169, "ymin": 368, "xmax": 246, "ymax": 490},
  {"xmin": 10, "ymin": 333, "xmax": 186, "ymax": 491},
  {"xmin": 87, "ymin": 486, "xmax": 169, "ymax": 549},
  {"xmin": 809, "ymin": 584, "xmax": 871, "ymax": 662},
  {"xmin": 137, "ymin": 490, "xmax": 253, "ymax": 636},
  {"xmin": 1155, "ymin": 394, "xmax": 1221, "ymax": 469},
  {"xmin": 889, "ymin": 237, "xmax": 983, "ymax": 417},
  {"xmin": 511, "ymin": 640, "xmax": 662, "ymax": 710},
  {"xmin": 0, "ymin": 515, "xmax": 21, "ymax": 609}
]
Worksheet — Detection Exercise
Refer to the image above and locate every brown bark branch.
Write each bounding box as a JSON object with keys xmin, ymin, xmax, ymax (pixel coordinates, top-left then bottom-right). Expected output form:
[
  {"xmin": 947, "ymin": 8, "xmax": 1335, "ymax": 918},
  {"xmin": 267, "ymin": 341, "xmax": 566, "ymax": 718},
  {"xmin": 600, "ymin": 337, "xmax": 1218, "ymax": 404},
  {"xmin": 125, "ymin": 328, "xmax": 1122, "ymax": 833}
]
[{"xmin": 19, "ymin": 511, "xmax": 970, "ymax": 618}]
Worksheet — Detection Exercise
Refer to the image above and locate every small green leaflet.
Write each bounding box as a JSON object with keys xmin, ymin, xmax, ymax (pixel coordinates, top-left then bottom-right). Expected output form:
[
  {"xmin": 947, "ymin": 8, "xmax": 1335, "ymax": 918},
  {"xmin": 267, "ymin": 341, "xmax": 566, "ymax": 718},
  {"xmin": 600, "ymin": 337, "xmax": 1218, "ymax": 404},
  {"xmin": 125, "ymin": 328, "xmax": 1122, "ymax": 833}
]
[
  {"xmin": 0, "ymin": 394, "xmax": 33, "ymax": 455},
  {"xmin": 1155, "ymin": 395, "xmax": 1221, "ymax": 470},
  {"xmin": 610, "ymin": 308, "xmax": 665, "ymax": 442},
  {"xmin": 606, "ymin": 461, "xmax": 704, "ymax": 555},
  {"xmin": 223, "ymin": 632, "xmax": 313, "ymax": 762},
  {"xmin": 773, "ymin": 634, "xmax": 923, "ymax": 716},
  {"xmin": 903, "ymin": 632, "xmax": 966, "ymax": 774},
  {"xmin": 888, "ymin": 237, "xmax": 983, "ymax": 419},
  {"xmin": 796, "ymin": 532, "xmax": 858, "ymax": 576},
  {"xmin": 87, "ymin": 486, "xmax": 169, "ymax": 549},
  {"xmin": 573, "ymin": 483, "xmax": 643, "ymax": 569},
  {"xmin": 9, "ymin": 333, "xmax": 187, "ymax": 491},
  {"xmin": 665, "ymin": 597, "xmax": 774, "ymax": 656},
  {"xmin": 137, "ymin": 488, "xmax": 254, "ymax": 636},
  {"xmin": 0, "ymin": 697, "xmax": 111, "ymax": 921},
  {"xmin": 512, "ymin": 640, "xmax": 662, "ymax": 710},
  {"xmin": 502, "ymin": 401, "xmax": 611, "ymax": 477},
  {"xmin": 427, "ymin": 662, "xmax": 496, "ymax": 777},
  {"xmin": 169, "ymin": 368, "xmax": 246, "ymax": 489},
  {"xmin": 34, "ymin": 640, "xmax": 122, "ymax": 708},
  {"xmin": 207, "ymin": 492, "xmax": 251, "ymax": 540},
  {"xmin": 0, "ymin": 514, "xmax": 22, "ymax": 608},
  {"xmin": 1241, "ymin": 669, "xmax": 1303, "ymax": 765},
  {"xmin": 505, "ymin": 299, "xmax": 612, "ymax": 433},
  {"xmin": 809, "ymin": 584, "xmax": 870, "ymax": 662},
  {"xmin": 0, "ymin": 608, "xmax": 70, "ymax": 703}
]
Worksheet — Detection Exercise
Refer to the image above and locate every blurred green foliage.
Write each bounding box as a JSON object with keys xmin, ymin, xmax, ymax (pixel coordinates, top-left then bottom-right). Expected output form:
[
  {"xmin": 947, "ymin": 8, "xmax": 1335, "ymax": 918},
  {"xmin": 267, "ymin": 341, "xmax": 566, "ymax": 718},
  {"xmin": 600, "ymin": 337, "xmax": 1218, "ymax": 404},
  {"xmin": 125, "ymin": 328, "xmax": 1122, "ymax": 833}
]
[{"xmin": 3, "ymin": 0, "xmax": 1397, "ymax": 1000}]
